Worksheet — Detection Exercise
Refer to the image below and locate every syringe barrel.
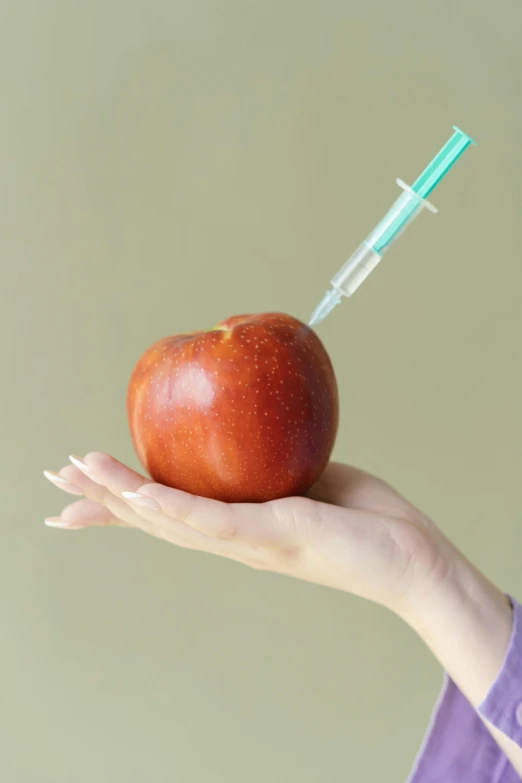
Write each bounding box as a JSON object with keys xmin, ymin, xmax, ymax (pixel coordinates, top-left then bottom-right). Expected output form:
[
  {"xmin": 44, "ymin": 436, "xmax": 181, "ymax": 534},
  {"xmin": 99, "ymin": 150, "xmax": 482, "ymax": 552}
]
[
  {"xmin": 369, "ymin": 179, "xmax": 437, "ymax": 255},
  {"xmin": 331, "ymin": 243, "xmax": 382, "ymax": 298},
  {"xmin": 330, "ymin": 181, "xmax": 436, "ymax": 299}
]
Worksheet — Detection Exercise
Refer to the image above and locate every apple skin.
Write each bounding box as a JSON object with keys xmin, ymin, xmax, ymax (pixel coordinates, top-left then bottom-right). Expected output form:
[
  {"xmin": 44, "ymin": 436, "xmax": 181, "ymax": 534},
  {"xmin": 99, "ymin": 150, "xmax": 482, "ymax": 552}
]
[{"xmin": 127, "ymin": 312, "xmax": 339, "ymax": 503}]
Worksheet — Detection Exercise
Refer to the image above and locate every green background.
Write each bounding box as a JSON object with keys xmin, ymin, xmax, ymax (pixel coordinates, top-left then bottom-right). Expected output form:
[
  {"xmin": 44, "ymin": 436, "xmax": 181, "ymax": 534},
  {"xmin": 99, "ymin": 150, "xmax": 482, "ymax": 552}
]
[{"xmin": 2, "ymin": 1, "xmax": 522, "ymax": 780}]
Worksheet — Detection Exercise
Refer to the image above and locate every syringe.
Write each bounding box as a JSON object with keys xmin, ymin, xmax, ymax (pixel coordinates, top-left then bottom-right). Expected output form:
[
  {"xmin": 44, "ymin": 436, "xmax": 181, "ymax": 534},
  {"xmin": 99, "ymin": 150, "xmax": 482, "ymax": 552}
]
[{"xmin": 309, "ymin": 126, "xmax": 476, "ymax": 327}]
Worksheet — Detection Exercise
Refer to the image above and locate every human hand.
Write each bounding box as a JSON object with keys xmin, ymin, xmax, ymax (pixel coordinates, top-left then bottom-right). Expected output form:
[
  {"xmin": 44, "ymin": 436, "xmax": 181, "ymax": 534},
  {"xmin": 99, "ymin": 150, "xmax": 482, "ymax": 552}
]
[
  {"xmin": 44, "ymin": 453, "xmax": 520, "ymax": 770},
  {"xmin": 44, "ymin": 454, "xmax": 449, "ymax": 617}
]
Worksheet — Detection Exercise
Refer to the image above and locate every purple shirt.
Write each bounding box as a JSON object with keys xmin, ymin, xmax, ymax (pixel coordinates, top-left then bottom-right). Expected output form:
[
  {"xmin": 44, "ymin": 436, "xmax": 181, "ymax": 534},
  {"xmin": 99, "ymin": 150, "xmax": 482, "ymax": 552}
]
[{"xmin": 407, "ymin": 597, "xmax": 522, "ymax": 782}]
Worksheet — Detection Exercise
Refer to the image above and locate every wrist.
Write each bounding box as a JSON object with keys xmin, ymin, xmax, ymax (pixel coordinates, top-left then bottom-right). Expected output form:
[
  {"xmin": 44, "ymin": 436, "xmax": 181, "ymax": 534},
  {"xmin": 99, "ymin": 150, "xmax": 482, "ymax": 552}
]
[{"xmin": 399, "ymin": 540, "xmax": 513, "ymax": 706}]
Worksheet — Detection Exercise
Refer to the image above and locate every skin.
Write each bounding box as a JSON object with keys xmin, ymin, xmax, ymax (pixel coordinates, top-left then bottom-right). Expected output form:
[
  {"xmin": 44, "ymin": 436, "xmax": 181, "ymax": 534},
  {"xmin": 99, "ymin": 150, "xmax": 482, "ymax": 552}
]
[{"xmin": 44, "ymin": 454, "xmax": 520, "ymax": 773}]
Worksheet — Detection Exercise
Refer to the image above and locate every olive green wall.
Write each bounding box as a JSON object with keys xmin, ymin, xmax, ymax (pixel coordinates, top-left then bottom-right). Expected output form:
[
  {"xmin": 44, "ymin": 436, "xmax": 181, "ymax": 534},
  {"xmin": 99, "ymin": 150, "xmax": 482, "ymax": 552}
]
[{"xmin": 2, "ymin": 1, "xmax": 522, "ymax": 781}]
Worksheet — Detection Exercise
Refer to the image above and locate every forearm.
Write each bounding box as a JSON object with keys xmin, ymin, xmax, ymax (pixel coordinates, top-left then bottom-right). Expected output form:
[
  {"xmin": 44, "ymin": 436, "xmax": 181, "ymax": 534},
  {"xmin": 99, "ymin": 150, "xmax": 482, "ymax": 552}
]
[{"xmin": 401, "ymin": 543, "xmax": 522, "ymax": 774}]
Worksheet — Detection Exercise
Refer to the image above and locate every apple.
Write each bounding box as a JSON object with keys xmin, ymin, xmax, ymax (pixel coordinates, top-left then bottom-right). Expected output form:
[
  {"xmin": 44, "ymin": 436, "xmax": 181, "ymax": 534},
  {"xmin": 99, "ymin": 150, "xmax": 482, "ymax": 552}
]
[{"xmin": 127, "ymin": 312, "xmax": 339, "ymax": 502}]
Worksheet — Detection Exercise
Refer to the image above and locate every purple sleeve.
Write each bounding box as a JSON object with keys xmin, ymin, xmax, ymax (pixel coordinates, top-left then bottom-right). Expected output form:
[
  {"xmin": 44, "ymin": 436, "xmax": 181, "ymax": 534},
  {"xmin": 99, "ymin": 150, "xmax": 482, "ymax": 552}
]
[{"xmin": 406, "ymin": 597, "xmax": 522, "ymax": 783}]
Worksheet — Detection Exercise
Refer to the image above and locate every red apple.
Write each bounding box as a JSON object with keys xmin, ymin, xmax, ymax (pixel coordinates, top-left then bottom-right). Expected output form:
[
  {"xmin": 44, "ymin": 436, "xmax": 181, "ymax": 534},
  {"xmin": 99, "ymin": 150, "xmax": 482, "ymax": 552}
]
[{"xmin": 127, "ymin": 312, "xmax": 339, "ymax": 502}]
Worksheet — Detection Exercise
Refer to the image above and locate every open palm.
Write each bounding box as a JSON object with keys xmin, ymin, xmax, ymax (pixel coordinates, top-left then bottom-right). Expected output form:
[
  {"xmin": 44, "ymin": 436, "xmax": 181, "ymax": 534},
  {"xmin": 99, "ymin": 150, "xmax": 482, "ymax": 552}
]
[{"xmin": 44, "ymin": 454, "xmax": 446, "ymax": 613}]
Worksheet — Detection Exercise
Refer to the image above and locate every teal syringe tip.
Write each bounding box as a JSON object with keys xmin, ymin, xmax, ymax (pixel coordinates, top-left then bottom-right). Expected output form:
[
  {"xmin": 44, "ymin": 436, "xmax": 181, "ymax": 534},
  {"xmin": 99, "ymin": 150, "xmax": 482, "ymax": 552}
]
[
  {"xmin": 453, "ymin": 125, "xmax": 477, "ymax": 144},
  {"xmin": 412, "ymin": 126, "xmax": 477, "ymax": 200}
]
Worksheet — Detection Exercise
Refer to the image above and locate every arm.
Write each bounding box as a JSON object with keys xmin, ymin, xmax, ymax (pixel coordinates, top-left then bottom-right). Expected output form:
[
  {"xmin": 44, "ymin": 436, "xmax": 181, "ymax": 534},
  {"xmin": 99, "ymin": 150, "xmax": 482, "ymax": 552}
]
[{"xmin": 44, "ymin": 454, "xmax": 522, "ymax": 778}]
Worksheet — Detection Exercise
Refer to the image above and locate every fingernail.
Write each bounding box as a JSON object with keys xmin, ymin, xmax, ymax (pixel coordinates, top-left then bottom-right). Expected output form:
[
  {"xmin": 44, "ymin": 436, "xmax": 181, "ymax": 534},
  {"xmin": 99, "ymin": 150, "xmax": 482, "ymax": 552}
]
[
  {"xmin": 122, "ymin": 491, "xmax": 160, "ymax": 510},
  {"xmin": 43, "ymin": 470, "xmax": 84, "ymax": 496},
  {"xmin": 69, "ymin": 455, "xmax": 105, "ymax": 486},
  {"xmin": 44, "ymin": 517, "xmax": 71, "ymax": 528}
]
